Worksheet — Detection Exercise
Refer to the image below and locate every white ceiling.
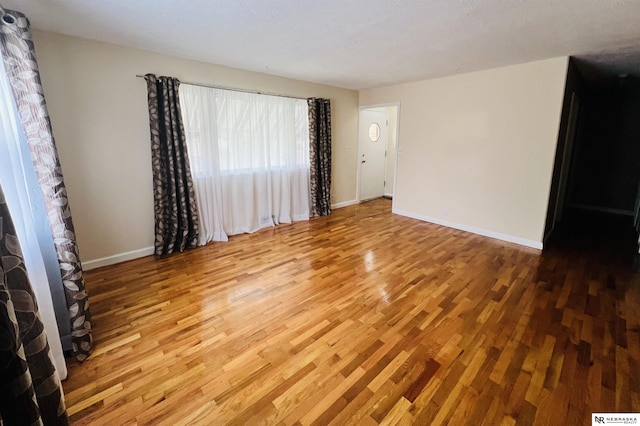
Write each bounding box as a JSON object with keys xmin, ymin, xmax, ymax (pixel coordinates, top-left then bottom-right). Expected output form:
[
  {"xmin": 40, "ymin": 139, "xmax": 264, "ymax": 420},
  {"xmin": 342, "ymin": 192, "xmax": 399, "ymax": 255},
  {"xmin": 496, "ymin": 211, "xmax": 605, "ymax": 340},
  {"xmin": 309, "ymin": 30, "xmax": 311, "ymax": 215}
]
[{"xmin": 3, "ymin": 0, "xmax": 640, "ymax": 90}]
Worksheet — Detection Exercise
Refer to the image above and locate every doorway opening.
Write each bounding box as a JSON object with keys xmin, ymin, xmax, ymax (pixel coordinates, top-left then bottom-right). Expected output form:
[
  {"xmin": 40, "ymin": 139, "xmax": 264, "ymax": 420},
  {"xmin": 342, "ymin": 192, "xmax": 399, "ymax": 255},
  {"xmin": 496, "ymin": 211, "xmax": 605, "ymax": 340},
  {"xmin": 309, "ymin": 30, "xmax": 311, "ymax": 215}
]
[
  {"xmin": 357, "ymin": 104, "xmax": 399, "ymax": 204},
  {"xmin": 543, "ymin": 57, "xmax": 640, "ymax": 269}
]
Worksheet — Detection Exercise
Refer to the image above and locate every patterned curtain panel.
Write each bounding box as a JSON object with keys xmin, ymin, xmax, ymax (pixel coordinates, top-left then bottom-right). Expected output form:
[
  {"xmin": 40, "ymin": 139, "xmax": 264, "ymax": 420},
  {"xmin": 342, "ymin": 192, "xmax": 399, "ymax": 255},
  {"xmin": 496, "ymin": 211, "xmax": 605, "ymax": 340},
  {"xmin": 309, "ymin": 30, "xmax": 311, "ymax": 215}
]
[
  {"xmin": 308, "ymin": 98, "xmax": 332, "ymax": 217},
  {"xmin": 144, "ymin": 74, "xmax": 199, "ymax": 257},
  {"xmin": 0, "ymin": 10, "xmax": 92, "ymax": 361},
  {"xmin": 0, "ymin": 185, "xmax": 69, "ymax": 425}
]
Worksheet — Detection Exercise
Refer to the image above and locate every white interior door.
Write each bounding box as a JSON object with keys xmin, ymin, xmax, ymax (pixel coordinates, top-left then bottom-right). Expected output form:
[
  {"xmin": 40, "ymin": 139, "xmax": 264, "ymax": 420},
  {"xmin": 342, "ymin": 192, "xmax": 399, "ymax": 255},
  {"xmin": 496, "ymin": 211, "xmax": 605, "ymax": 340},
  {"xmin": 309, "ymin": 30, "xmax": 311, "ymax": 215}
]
[{"xmin": 359, "ymin": 109, "xmax": 388, "ymax": 201}]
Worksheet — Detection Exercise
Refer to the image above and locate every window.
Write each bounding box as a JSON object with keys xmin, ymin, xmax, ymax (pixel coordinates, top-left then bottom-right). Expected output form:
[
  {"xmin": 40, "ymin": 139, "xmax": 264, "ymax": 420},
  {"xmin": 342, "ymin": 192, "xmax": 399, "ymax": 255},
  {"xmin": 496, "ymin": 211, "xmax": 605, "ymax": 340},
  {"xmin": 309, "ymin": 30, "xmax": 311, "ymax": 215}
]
[
  {"xmin": 181, "ymin": 86, "xmax": 309, "ymax": 175},
  {"xmin": 179, "ymin": 84, "xmax": 311, "ymax": 243}
]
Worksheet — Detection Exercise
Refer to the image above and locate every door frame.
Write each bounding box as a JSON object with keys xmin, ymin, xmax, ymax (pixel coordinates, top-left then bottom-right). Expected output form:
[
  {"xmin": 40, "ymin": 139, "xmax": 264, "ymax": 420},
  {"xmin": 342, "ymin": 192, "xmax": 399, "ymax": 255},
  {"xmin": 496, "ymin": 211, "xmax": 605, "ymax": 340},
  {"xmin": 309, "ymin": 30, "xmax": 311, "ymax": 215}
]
[
  {"xmin": 553, "ymin": 92, "xmax": 581, "ymax": 224},
  {"xmin": 543, "ymin": 92, "xmax": 581, "ymax": 243},
  {"xmin": 356, "ymin": 102, "xmax": 401, "ymax": 209}
]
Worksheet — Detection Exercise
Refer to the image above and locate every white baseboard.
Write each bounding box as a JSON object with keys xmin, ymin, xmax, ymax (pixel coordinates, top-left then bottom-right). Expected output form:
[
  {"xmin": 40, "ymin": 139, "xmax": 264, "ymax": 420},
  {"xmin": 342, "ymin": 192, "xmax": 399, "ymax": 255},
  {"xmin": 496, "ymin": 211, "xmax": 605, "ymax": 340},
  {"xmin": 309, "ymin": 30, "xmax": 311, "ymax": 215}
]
[
  {"xmin": 332, "ymin": 199, "xmax": 359, "ymax": 209},
  {"xmin": 393, "ymin": 209, "xmax": 543, "ymax": 250},
  {"xmin": 570, "ymin": 203, "xmax": 635, "ymax": 216},
  {"xmin": 82, "ymin": 208, "xmax": 541, "ymax": 271},
  {"xmin": 83, "ymin": 246, "xmax": 154, "ymax": 270}
]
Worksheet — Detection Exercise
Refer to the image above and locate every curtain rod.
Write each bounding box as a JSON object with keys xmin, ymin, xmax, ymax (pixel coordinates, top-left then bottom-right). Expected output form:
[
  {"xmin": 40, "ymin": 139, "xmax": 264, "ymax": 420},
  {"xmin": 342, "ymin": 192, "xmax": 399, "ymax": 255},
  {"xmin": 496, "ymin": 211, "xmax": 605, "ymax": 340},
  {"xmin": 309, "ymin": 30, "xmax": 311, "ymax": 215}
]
[{"xmin": 135, "ymin": 74, "xmax": 309, "ymax": 101}]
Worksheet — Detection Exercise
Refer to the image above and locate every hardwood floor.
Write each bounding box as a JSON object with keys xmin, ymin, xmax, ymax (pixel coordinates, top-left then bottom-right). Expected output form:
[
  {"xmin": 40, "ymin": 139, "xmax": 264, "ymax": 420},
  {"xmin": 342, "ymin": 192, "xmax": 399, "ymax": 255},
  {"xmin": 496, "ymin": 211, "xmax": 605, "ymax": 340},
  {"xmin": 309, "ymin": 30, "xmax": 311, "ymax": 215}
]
[{"xmin": 63, "ymin": 199, "xmax": 640, "ymax": 425}]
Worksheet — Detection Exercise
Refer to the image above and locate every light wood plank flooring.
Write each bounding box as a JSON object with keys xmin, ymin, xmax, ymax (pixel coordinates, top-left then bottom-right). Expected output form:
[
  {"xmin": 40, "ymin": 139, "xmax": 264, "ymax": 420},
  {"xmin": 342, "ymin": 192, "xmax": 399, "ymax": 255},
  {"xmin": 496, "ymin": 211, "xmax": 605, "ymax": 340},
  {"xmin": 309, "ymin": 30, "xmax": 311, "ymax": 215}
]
[{"xmin": 63, "ymin": 199, "xmax": 640, "ymax": 425}]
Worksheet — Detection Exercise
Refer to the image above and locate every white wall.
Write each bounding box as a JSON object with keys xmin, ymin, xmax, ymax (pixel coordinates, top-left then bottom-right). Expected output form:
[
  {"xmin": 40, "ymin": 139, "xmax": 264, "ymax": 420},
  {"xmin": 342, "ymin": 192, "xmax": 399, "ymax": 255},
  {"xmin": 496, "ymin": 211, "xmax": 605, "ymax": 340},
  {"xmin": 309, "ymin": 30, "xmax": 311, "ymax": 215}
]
[
  {"xmin": 33, "ymin": 31, "xmax": 359, "ymax": 266},
  {"xmin": 360, "ymin": 57, "xmax": 568, "ymax": 248}
]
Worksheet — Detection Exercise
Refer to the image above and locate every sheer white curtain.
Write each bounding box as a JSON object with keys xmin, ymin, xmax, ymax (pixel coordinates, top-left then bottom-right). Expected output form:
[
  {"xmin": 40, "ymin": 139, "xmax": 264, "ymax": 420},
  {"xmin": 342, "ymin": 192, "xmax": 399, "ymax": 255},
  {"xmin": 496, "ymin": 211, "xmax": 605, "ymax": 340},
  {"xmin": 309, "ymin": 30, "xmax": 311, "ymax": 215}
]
[
  {"xmin": 179, "ymin": 85, "xmax": 310, "ymax": 244},
  {"xmin": 0, "ymin": 56, "xmax": 67, "ymax": 378}
]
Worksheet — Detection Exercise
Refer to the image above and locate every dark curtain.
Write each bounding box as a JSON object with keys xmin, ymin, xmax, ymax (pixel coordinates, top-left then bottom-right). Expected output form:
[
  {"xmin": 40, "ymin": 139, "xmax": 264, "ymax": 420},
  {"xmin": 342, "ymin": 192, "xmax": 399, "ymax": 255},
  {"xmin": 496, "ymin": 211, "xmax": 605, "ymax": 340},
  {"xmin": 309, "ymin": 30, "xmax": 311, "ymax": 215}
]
[
  {"xmin": 308, "ymin": 98, "xmax": 332, "ymax": 217},
  {"xmin": 144, "ymin": 74, "xmax": 199, "ymax": 257},
  {"xmin": 0, "ymin": 185, "xmax": 69, "ymax": 426},
  {"xmin": 0, "ymin": 9, "xmax": 92, "ymax": 361}
]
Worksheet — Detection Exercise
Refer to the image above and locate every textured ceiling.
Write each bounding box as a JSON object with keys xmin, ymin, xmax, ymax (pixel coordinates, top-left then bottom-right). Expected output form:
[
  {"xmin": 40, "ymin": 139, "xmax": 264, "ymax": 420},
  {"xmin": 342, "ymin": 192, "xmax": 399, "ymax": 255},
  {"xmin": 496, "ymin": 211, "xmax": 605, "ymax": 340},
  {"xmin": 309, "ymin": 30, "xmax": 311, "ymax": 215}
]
[{"xmin": 3, "ymin": 0, "xmax": 640, "ymax": 90}]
